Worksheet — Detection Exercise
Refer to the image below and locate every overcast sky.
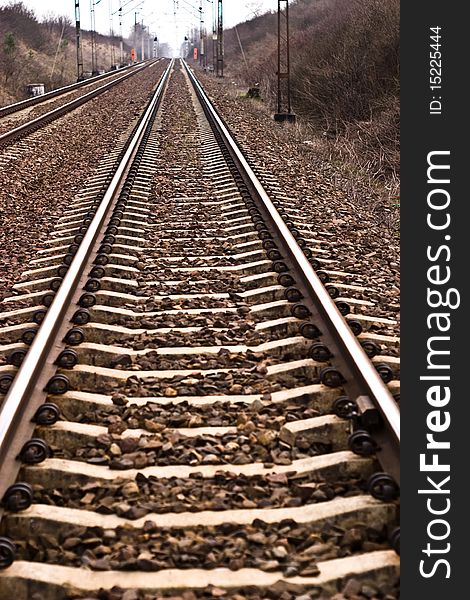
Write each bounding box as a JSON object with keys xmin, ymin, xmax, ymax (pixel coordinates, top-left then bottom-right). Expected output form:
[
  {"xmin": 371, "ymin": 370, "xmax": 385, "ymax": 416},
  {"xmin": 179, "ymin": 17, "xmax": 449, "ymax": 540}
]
[{"xmin": 1, "ymin": 1, "xmax": 274, "ymax": 47}]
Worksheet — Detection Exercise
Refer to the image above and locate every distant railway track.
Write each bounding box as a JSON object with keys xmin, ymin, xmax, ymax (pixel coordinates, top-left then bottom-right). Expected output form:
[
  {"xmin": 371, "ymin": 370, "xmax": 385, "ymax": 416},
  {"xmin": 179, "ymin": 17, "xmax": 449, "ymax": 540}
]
[
  {"xmin": 0, "ymin": 60, "xmax": 157, "ymax": 148},
  {"xmin": 0, "ymin": 64, "xmax": 142, "ymax": 119},
  {"xmin": 0, "ymin": 59, "xmax": 400, "ymax": 599}
]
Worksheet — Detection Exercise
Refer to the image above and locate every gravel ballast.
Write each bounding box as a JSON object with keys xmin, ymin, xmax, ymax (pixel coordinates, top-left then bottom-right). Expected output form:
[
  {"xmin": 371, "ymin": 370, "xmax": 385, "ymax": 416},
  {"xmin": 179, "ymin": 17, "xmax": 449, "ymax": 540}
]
[
  {"xmin": 194, "ymin": 72, "xmax": 400, "ymax": 334},
  {"xmin": 0, "ymin": 61, "xmax": 168, "ymax": 301}
]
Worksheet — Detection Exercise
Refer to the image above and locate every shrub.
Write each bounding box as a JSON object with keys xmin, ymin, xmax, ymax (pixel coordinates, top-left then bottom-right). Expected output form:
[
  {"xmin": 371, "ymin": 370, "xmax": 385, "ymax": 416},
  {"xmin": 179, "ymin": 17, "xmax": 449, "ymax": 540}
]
[{"xmin": 223, "ymin": 0, "xmax": 400, "ymax": 179}]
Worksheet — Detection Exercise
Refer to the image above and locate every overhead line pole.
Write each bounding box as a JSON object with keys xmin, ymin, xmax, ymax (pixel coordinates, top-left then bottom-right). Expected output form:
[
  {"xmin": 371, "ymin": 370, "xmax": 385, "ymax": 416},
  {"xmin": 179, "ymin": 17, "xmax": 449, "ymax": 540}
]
[
  {"xmin": 275, "ymin": 0, "xmax": 296, "ymax": 122},
  {"xmin": 141, "ymin": 17, "xmax": 145, "ymax": 61},
  {"xmin": 198, "ymin": 2, "xmax": 204, "ymax": 66},
  {"xmin": 114, "ymin": 0, "xmax": 143, "ymax": 64},
  {"xmin": 133, "ymin": 10, "xmax": 138, "ymax": 62},
  {"xmin": 216, "ymin": 0, "xmax": 223, "ymax": 77},
  {"xmin": 118, "ymin": 1, "xmax": 124, "ymax": 64},
  {"xmin": 109, "ymin": 0, "xmax": 116, "ymax": 68},
  {"xmin": 75, "ymin": 0, "xmax": 84, "ymax": 81},
  {"xmin": 90, "ymin": 0, "xmax": 98, "ymax": 75},
  {"xmin": 212, "ymin": 1, "xmax": 216, "ymax": 72}
]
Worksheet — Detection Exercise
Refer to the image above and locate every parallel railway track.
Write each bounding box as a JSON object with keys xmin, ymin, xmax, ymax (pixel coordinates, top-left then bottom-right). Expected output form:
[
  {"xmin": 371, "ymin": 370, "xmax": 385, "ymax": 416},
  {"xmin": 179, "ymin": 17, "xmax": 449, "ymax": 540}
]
[
  {"xmin": 0, "ymin": 59, "xmax": 400, "ymax": 599},
  {"xmin": 0, "ymin": 61, "xmax": 157, "ymax": 148},
  {"xmin": 0, "ymin": 64, "xmax": 149, "ymax": 120}
]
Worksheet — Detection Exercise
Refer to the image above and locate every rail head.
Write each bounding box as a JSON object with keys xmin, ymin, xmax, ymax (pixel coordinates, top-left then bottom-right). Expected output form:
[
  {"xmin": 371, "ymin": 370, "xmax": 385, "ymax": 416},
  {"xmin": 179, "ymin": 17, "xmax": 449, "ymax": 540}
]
[{"xmin": 183, "ymin": 59, "xmax": 400, "ymax": 474}]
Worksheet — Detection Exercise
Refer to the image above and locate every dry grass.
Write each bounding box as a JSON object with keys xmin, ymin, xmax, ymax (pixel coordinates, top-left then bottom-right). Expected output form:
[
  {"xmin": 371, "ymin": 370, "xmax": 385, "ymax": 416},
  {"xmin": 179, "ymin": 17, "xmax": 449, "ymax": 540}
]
[
  {"xmin": 0, "ymin": 2, "xmax": 126, "ymax": 104},
  {"xmin": 222, "ymin": 0, "xmax": 400, "ymax": 183}
]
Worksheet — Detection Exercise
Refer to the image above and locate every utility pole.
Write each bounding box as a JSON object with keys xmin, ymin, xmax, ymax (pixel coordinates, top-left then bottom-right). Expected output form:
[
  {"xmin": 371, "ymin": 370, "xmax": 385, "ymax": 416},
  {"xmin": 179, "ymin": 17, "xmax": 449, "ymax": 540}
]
[
  {"xmin": 75, "ymin": 0, "xmax": 84, "ymax": 80},
  {"xmin": 118, "ymin": 1, "xmax": 123, "ymax": 64},
  {"xmin": 108, "ymin": 0, "xmax": 116, "ymax": 68},
  {"xmin": 216, "ymin": 0, "xmax": 223, "ymax": 77},
  {"xmin": 234, "ymin": 25, "xmax": 248, "ymax": 75},
  {"xmin": 275, "ymin": 0, "xmax": 295, "ymax": 122},
  {"xmin": 141, "ymin": 18, "xmax": 145, "ymax": 61},
  {"xmin": 199, "ymin": 2, "xmax": 204, "ymax": 67},
  {"xmin": 90, "ymin": 0, "xmax": 98, "ymax": 75},
  {"xmin": 133, "ymin": 11, "xmax": 138, "ymax": 62},
  {"xmin": 212, "ymin": 22, "xmax": 216, "ymax": 72}
]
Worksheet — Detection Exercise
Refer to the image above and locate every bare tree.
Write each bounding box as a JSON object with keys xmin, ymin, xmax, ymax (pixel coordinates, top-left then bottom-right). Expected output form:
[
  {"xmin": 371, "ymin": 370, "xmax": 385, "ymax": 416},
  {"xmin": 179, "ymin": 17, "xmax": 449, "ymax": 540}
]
[{"xmin": 245, "ymin": 2, "xmax": 264, "ymax": 18}]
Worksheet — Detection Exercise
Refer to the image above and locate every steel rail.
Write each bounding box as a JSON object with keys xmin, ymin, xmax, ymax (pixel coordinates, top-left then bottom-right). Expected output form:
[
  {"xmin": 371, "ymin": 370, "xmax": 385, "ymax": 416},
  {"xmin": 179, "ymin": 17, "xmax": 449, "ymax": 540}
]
[
  {"xmin": 0, "ymin": 61, "xmax": 153, "ymax": 148},
  {"xmin": 0, "ymin": 60, "xmax": 173, "ymax": 474},
  {"xmin": 183, "ymin": 60, "xmax": 400, "ymax": 472},
  {"xmin": 0, "ymin": 61, "xmax": 155, "ymax": 120}
]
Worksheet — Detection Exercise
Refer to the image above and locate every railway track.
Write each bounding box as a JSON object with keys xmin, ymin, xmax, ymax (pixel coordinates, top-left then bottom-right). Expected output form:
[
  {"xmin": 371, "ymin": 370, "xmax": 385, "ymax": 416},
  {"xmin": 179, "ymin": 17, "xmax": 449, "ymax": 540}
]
[
  {"xmin": 0, "ymin": 63, "xmax": 142, "ymax": 119},
  {"xmin": 0, "ymin": 60, "xmax": 157, "ymax": 148},
  {"xmin": 0, "ymin": 59, "xmax": 400, "ymax": 599}
]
